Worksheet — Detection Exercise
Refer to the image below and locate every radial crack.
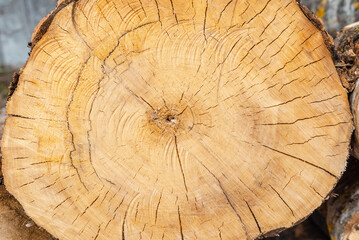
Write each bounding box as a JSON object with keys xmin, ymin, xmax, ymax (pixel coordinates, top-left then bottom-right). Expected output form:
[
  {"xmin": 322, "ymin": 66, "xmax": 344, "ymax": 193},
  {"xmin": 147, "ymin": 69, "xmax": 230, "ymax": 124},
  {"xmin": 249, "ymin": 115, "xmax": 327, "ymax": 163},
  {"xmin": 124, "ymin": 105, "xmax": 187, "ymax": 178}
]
[
  {"xmin": 178, "ymin": 206, "xmax": 184, "ymax": 240},
  {"xmin": 203, "ymin": 0, "xmax": 208, "ymax": 42},
  {"xmin": 269, "ymin": 185, "xmax": 295, "ymax": 217},
  {"xmin": 174, "ymin": 136, "xmax": 189, "ymax": 192},
  {"xmin": 217, "ymin": 0, "xmax": 233, "ymax": 24},
  {"xmin": 245, "ymin": 201, "xmax": 262, "ymax": 234},
  {"xmin": 154, "ymin": 0, "xmax": 162, "ymax": 26},
  {"xmin": 197, "ymin": 161, "xmax": 249, "ymax": 239},
  {"xmin": 169, "ymin": 0, "xmax": 178, "ymax": 23},
  {"xmin": 262, "ymin": 145, "xmax": 337, "ymax": 178},
  {"xmin": 155, "ymin": 191, "xmax": 163, "ymax": 223},
  {"xmin": 247, "ymin": 0, "xmax": 272, "ymax": 24}
]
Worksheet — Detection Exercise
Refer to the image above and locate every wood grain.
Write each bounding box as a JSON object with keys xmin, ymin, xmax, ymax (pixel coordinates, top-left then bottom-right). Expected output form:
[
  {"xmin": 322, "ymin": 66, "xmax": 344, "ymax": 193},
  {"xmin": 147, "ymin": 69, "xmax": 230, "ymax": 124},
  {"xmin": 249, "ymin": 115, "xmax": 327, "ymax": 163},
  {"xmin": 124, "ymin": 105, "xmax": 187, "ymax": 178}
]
[{"xmin": 1, "ymin": 0, "xmax": 353, "ymax": 239}]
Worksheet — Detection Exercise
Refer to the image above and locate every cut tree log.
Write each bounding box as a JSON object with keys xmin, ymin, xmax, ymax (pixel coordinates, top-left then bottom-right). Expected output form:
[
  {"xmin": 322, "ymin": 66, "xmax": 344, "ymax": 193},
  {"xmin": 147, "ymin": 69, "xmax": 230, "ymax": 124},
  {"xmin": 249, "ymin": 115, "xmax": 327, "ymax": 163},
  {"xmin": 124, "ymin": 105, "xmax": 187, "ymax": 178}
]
[
  {"xmin": 336, "ymin": 21, "xmax": 359, "ymax": 159},
  {"xmin": 334, "ymin": 22, "xmax": 359, "ymax": 92},
  {"xmin": 1, "ymin": 0, "xmax": 353, "ymax": 239},
  {"xmin": 326, "ymin": 158, "xmax": 359, "ymax": 240},
  {"xmin": 351, "ymin": 80, "xmax": 359, "ymax": 159}
]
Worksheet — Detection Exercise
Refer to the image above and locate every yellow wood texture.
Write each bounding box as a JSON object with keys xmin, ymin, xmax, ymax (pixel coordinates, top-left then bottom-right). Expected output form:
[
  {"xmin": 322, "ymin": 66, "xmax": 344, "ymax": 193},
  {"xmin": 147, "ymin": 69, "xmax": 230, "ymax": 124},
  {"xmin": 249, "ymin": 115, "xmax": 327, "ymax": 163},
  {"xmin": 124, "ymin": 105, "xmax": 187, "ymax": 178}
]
[{"xmin": 1, "ymin": 0, "xmax": 353, "ymax": 239}]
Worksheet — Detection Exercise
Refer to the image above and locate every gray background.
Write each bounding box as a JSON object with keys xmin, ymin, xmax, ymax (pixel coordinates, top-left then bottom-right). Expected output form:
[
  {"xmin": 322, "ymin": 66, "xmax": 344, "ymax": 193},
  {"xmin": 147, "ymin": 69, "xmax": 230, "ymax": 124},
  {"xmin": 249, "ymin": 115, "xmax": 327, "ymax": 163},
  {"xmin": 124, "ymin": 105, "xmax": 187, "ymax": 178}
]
[{"xmin": 0, "ymin": 0, "xmax": 57, "ymax": 67}]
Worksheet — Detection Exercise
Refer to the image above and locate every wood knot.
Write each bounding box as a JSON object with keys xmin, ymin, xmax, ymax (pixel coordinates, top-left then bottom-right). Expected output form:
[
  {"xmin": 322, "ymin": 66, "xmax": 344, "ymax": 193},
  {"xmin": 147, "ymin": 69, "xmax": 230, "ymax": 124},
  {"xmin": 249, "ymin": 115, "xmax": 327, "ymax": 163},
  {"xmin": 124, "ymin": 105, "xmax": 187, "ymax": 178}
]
[{"xmin": 149, "ymin": 104, "xmax": 194, "ymax": 136}]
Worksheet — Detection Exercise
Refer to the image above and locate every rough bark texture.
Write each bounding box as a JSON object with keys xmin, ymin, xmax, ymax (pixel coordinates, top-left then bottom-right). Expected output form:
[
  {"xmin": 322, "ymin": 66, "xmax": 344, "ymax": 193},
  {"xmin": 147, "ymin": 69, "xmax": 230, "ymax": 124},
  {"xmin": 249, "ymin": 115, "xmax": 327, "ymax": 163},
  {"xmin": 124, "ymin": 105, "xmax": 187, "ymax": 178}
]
[
  {"xmin": 350, "ymin": 78, "xmax": 359, "ymax": 159},
  {"xmin": 326, "ymin": 158, "xmax": 359, "ymax": 240},
  {"xmin": 335, "ymin": 22, "xmax": 359, "ymax": 92},
  {"xmin": 335, "ymin": 22, "xmax": 359, "ymax": 159},
  {"xmin": 1, "ymin": 0, "xmax": 353, "ymax": 240}
]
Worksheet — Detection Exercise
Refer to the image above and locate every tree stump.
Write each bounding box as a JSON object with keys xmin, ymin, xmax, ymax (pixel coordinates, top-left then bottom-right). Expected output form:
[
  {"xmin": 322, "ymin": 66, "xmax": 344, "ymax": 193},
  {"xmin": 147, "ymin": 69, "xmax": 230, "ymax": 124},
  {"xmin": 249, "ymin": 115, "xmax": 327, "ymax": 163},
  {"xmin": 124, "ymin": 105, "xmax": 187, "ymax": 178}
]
[{"xmin": 1, "ymin": 0, "xmax": 353, "ymax": 239}]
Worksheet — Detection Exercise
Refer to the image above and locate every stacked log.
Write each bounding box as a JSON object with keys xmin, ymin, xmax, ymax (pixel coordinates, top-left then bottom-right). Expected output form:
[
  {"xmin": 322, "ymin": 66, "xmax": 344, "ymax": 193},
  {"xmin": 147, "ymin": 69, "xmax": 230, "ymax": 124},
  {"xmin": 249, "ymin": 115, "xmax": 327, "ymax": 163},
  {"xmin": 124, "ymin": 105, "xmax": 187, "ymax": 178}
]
[{"xmin": 0, "ymin": 0, "xmax": 357, "ymax": 239}]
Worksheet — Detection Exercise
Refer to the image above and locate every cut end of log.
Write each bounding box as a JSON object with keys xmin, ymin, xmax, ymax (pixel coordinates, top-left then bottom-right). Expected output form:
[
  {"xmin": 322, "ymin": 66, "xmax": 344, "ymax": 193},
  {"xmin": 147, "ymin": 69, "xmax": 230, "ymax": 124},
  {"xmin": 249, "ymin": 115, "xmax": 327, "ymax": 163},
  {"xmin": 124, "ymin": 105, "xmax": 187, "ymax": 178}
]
[
  {"xmin": 1, "ymin": 0, "xmax": 353, "ymax": 239},
  {"xmin": 0, "ymin": 185, "xmax": 56, "ymax": 240},
  {"xmin": 335, "ymin": 21, "xmax": 359, "ymax": 92},
  {"xmin": 336, "ymin": 21, "xmax": 359, "ymax": 159},
  {"xmin": 326, "ymin": 158, "xmax": 359, "ymax": 240},
  {"xmin": 327, "ymin": 181, "xmax": 359, "ymax": 240}
]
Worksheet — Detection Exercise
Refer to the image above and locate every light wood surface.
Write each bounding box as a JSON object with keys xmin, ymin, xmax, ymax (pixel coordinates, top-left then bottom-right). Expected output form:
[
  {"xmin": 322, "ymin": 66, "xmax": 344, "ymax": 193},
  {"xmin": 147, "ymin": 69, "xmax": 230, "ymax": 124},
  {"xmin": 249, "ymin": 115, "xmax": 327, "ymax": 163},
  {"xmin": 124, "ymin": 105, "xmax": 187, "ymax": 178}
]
[{"xmin": 1, "ymin": 0, "xmax": 353, "ymax": 239}]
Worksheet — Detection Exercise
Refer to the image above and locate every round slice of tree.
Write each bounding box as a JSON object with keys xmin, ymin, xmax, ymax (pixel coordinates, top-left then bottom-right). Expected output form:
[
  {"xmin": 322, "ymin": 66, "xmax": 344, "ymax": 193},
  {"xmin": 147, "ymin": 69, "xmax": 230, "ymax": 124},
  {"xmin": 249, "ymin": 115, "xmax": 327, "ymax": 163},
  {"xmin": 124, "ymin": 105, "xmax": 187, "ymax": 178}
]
[{"xmin": 1, "ymin": 0, "xmax": 353, "ymax": 239}]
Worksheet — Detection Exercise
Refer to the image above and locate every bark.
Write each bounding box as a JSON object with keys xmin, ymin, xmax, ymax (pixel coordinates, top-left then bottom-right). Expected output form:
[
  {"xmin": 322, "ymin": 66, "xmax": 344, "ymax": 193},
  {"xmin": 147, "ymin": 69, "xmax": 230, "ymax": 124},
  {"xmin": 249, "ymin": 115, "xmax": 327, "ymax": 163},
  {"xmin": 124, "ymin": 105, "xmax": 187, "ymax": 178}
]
[
  {"xmin": 326, "ymin": 158, "xmax": 359, "ymax": 240},
  {"xmin": 335, "ymin": 22, "xmax": 359, "ymax": 159},
  {"xmin": 1, "ymin": 0, "xmax": 353, "ymax": 240}
]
